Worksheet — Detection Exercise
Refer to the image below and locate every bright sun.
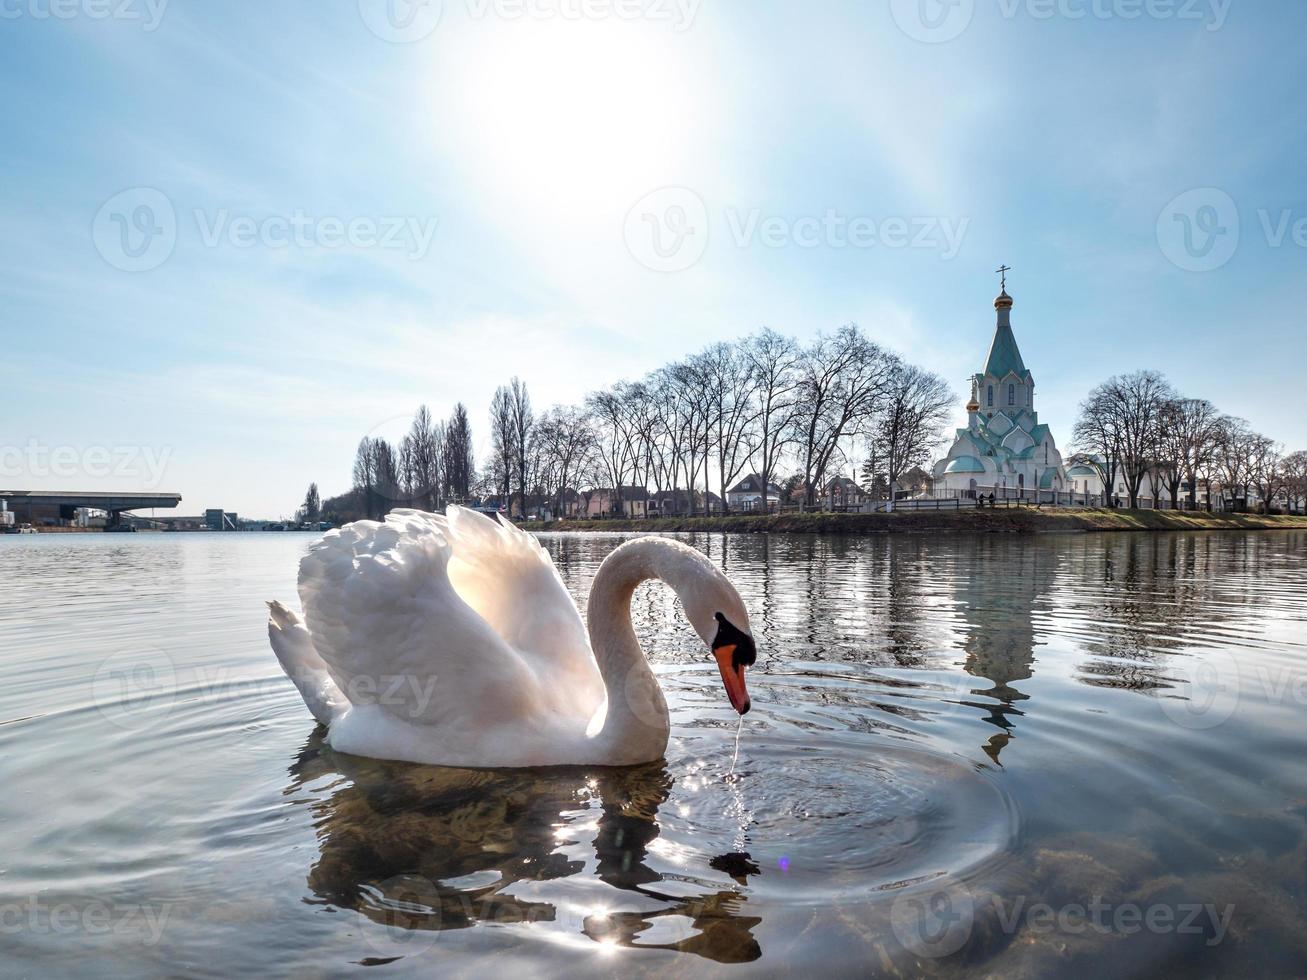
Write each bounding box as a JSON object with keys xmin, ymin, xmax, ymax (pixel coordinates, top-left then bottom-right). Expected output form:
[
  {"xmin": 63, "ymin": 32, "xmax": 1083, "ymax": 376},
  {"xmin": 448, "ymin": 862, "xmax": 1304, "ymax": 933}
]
[{"xmin": 430, "ymin": 16, "xmax": 706, "ymax": 220}]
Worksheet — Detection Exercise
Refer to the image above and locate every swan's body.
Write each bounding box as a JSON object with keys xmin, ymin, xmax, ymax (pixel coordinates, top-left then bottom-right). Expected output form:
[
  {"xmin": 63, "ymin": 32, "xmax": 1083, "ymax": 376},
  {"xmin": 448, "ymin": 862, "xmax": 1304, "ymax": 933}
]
[{"xmin": 267, "ymin": 506, "xmax": 755, "ymax": 767}]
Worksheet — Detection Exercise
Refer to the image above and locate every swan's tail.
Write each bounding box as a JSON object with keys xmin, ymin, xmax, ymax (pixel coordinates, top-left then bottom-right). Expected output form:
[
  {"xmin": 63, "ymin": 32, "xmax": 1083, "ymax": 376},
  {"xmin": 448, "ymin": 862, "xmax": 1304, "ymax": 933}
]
[{"xmin": 267, "ymin": 600, "xmax": 345, "ymax": 726}]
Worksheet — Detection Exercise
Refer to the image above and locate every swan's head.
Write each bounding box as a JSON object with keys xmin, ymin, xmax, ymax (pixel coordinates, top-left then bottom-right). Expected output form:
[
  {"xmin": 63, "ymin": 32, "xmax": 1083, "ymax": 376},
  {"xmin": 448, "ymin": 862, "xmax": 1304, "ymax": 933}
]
[
  {"xmin": 710, "ymin": 610, "xmax": 755, "ymax": 715},
  {"xmin": 675, "ymin": 563, "xmax": 755, "ymax": 716}
]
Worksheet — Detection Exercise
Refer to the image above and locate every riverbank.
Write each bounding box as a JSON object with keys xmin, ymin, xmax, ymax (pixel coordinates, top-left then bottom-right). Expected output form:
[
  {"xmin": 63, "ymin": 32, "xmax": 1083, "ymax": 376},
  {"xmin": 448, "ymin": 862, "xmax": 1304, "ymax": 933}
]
[{"xmin": 520, "ymin": 508, "xmax": 1307, "ymax": 535}]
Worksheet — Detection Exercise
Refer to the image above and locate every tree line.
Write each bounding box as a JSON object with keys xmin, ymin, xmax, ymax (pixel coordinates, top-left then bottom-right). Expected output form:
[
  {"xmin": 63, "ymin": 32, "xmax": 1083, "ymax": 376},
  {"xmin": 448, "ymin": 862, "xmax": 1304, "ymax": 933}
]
[
  {"xmin": 1073, "ymin": 369, "xmax": 1306, "ymax": 513},
  {"xmin": 308, "ymin": 324, "xmax": 953, "ymax": 522}
]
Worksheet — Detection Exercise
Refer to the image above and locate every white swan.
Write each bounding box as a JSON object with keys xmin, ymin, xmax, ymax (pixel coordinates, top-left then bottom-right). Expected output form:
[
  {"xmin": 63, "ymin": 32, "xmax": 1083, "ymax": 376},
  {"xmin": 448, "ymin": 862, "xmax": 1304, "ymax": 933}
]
[{"xmin": 267, "ymin": 506, "xmax": 756, "ymax": 768}]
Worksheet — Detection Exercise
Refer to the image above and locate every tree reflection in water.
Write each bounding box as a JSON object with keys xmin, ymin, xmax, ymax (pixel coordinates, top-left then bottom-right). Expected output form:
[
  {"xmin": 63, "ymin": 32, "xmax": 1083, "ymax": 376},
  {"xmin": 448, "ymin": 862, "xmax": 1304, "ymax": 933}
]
[{"xmin": 287, "ymin": 733, "xmax": 762, "ymax": 963}]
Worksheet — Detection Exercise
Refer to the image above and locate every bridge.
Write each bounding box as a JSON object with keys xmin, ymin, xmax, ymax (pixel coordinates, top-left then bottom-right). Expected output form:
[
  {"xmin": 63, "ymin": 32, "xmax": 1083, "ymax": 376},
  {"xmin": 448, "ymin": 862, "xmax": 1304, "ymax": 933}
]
[{"xmin": 0, "ymin": 490, "xmax": 183, "ymax": 527}]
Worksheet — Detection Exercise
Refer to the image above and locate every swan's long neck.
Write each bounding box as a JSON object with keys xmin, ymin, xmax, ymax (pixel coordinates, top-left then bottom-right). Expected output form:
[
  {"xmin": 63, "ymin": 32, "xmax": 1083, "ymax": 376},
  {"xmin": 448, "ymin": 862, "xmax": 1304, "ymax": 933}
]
[{"xmin": 586, "ymin": 538, "xmax": 719, "ymax": 763}]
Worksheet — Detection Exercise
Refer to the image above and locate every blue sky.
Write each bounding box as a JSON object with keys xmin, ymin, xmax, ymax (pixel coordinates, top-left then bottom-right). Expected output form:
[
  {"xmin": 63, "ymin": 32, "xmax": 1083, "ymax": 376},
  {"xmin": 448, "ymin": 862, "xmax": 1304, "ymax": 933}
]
[{"xmin": 2, "ymin": 0, "xmax": 1304, "ymax": 518}]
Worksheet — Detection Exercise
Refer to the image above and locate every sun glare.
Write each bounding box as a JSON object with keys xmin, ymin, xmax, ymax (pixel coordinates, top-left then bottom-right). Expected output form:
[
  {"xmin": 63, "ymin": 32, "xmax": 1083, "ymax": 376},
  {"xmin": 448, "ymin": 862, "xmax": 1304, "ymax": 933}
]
[{"xmin": 431, "ymin": 18, "xmax": 704, "ymax": 219}]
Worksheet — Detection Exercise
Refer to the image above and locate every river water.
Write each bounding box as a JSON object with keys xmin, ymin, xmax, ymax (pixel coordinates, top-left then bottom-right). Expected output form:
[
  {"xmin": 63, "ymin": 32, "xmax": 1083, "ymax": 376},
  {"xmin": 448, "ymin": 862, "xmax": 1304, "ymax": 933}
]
[{"xmin": 1, "ymin": 530, "xmax": 1305, "ymax": 977}]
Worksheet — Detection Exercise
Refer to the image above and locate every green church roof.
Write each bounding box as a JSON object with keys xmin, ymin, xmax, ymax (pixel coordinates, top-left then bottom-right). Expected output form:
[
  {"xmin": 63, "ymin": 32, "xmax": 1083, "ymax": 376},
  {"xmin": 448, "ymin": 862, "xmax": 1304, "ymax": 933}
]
[
  {"xmin": 944, "ymin": 455, "xmax": 986, "ymax": 474},
  {"xmin": 984, "ymin": 321, "xmax": 1029, "ymax": 380}
]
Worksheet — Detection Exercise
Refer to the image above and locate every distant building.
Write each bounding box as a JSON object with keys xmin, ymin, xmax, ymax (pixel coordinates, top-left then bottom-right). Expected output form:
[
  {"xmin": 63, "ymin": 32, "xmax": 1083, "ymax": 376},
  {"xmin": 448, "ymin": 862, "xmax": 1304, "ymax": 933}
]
[
  {"xmin": 582, "ymin": 487, "xmax": 648, "ymax": 519},
  {"xmin": 824, "ymin": 476, "xmax": 867, "ymax": 510},
  {"xmin": 725, "ymin": 474, "xmax": 781, "ymax": 512},
  {"xmin": 205, "ymin": 509, "xmax": 238, "ymax": 531},
  {"xmin": 932, "ymin": 284, "xmax": 1068, "ymax": 498}
]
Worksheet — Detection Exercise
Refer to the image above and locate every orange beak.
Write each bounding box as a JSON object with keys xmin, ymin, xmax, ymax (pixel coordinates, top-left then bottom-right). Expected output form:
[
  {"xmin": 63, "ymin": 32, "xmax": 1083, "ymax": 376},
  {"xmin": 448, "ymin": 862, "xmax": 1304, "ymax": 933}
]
[{"xmin": 713, "ymin": 645, "xmax": 751, "ymax": 714}]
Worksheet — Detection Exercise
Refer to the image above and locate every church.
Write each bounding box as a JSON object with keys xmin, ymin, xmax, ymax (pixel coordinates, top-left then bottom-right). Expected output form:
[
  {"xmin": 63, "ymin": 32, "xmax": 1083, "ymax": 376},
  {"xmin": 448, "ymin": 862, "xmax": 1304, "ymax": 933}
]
[{"xmin": 932, "ymin": 277, "xmax": 1068, "ymax": 498}]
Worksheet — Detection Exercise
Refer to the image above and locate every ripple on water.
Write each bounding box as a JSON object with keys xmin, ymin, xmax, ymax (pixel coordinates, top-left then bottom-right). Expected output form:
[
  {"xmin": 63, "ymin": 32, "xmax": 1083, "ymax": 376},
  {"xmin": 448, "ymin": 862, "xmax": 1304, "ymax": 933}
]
[{"xmin": 663, "ymin": 737, "xmax": 1020, "ymax": 905}]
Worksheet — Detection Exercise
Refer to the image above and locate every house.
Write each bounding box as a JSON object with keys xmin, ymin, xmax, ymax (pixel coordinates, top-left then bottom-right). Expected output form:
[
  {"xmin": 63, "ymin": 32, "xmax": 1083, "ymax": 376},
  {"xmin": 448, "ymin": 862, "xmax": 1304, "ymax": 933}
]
[
  {"xmin": 582, "ymin": 487, "xmax": 649, "ymax": 518},
  {"xmin": 898, "ymin": 466, "xmax": 934, "ymax": 497},
  {"xmin": 725, "ymin": 474, "xmax": 782, "ymax": 513},
  {"xmin": 825, "ymin": 476, "xmax": 867, "ymax": 510}
]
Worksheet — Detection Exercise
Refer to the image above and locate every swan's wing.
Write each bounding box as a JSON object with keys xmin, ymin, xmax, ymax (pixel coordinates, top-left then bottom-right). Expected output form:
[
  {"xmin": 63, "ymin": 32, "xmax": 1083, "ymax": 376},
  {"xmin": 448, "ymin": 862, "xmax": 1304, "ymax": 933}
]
[
  {"xmin": 267, "ymin": 600, "xmax": 347, "ymax": 725},
  {"xmin": 297, "ymin": 511, "xmax": 544, "ymax": 730},
  {"xmin": 437, "ymin": 506, "xmax": 602, "ymax": 702}
]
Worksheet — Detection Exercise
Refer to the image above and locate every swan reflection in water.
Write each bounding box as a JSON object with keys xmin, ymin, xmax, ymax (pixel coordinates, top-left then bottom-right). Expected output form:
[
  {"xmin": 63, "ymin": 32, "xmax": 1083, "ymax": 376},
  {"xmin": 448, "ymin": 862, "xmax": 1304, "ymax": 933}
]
[{"xmin": 287, "ymin": 733, "xmax": 762, "ymax": 963}]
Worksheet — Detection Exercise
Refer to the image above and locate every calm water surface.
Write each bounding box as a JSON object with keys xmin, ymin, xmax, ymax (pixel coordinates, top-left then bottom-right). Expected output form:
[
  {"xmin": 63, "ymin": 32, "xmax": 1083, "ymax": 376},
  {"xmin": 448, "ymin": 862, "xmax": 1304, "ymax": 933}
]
[{"xmin": 1, "ymin": 530, "xmax": 1305, "ymax": 977}]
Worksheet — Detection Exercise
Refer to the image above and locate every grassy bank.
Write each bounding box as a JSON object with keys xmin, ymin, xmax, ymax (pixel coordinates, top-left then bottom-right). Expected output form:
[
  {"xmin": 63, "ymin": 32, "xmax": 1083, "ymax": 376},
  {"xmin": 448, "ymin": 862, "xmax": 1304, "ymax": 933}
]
[{"xmin": 520, "ymin": 508, "xmax": 1307, "ymax": 536}]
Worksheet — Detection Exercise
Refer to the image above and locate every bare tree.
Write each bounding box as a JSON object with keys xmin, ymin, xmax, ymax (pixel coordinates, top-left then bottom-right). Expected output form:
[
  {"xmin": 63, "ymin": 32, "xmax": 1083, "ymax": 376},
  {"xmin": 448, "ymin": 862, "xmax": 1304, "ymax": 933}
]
[
  {"xmin": 443, "ymin": 403, "xmax": 474, "ymax": 503},
  {"xmin": 1156, "ymin": 397, "xmax": 1220, "ymax": 510},
  {"xmin": 698, "ymin": 341, "xmax": 759, "ymax": 513},
  {"xmin": 1281, "ymin": 450, "xmax": 1307, "ymax": 514},
  {"xmin": 534, "ymin": 405, "xmax": 597, "ymax": 518},
  {"xmin": 300, "ymin": 482, "xmax": 320, "ymax": 522},
  {"xmin": 1250, "ymin": 435, "xmax": 1284, "ymax": 514},
  {"xmin": 489, "ymin": 385, "xmax": 516, "ymax": 511},
  {"xmin": 508, "ymin": 378, "xmax": 533, "ymax": 518},
  {"xmin": 587, "ymin": 383, "xmax": 642, "ymax": 515},
  {"xmin": 871, "ymin": 359, "xmax": 953, "ymax": 494},
  {"xmin": 792, "ymin": 325, "xmax": 893, "ymax": 508},
  {"xmin": 741, "ymin": 328, "xmax": 802, "ymax": 512},
  {"xmin": 1074, "ymin": 370, "xmax": 1173, "ymax": 508},
  {"xmin": 401, "ymin": 405, "xmax": 442, "ymax": 510}
]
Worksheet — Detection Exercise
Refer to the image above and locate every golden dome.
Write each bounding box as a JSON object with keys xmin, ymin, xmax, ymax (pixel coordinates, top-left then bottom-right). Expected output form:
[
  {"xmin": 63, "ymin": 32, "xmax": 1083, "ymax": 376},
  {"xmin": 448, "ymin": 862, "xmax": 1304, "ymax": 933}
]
[
  {"xmin": 966, "ymin": 397, "xmax": 981, "ymax": 412},
  {"xmin": 994, "ymin": 290, "xmax": 1013, "ymax": 310}
]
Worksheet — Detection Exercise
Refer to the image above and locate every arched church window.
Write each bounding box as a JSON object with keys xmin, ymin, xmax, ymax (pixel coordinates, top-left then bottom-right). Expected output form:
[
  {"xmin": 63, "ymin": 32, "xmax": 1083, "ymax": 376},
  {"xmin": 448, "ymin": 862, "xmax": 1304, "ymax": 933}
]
[
  {"xmin": 1008, "ymin": 384, "xmax": 1015, "ymax": 405},
  {"xmin": 1044, "ymin": 443, "xmax": 1049, "ymax": 464},
  {"xmin": 987, "ymin": 386, "xmax": 993, "ymax": 407}
]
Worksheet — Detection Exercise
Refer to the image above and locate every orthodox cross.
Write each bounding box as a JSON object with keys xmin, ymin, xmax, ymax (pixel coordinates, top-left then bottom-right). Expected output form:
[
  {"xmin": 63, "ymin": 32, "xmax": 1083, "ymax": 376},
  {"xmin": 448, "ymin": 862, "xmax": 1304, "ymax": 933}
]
[{"xmin": 995, "ymin": 264, "xmax": 1011, "ymax": 290}]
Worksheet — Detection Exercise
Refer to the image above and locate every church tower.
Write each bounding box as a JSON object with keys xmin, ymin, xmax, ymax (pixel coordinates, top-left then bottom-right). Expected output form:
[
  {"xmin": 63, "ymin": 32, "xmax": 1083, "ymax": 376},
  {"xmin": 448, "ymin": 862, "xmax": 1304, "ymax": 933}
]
[
  {"xmin": 973, "ymin": 282, "xmax": 1035, "ymax": 419},
  {"xmin": 931, "ymin": 268, "xmax": 1068, "ymax": 499}
]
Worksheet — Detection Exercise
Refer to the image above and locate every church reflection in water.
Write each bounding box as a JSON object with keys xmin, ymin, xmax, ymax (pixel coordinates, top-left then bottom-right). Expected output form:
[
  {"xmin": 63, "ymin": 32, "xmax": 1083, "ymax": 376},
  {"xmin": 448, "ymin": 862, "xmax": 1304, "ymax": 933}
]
[
  {"xmin": 288, "ymin": 734, "xmax": 762, "ymax": 963},
  {"xmin": 947, "ymin": 535, "xmax": 1048, "ymax": 765}
]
